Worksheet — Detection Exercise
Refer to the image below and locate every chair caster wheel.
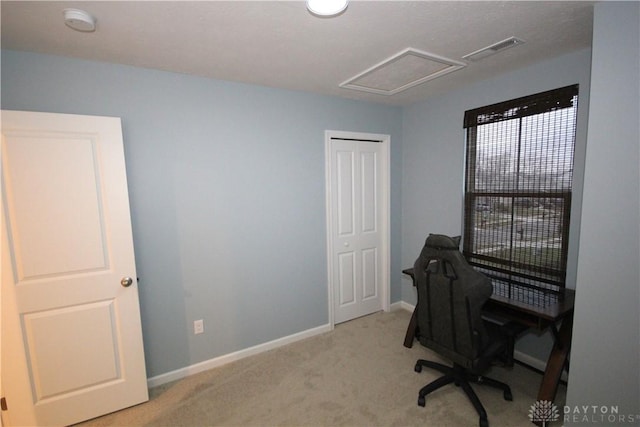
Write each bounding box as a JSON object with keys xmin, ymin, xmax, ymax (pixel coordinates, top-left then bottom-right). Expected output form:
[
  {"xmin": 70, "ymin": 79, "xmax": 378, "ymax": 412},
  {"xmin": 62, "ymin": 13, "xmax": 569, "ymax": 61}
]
[
  {"xmin": 414, "ymin": 364, "xmax": 422, "ymax": 373},
  {"xmin": 417, "ymin": 396, "xmax": 425, "ymax": 407},
  {"xmin": 504, "ymin": 390, "xmax": 513, "ymax": 401},
  {"xmin": 479, "ymin": 416, "xmax": 489, "ymax": 427}
]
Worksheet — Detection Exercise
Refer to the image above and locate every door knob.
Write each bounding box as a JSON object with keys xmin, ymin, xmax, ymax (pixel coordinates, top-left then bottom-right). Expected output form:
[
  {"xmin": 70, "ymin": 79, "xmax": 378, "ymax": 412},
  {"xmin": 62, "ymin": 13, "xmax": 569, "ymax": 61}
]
[
  {"xmin": 120, "ymin": 277, "xmax": 133, "ymax": 287},
  {"xmin": 344, "ymin": 242, "xmax": 349, "ymax": 247}
]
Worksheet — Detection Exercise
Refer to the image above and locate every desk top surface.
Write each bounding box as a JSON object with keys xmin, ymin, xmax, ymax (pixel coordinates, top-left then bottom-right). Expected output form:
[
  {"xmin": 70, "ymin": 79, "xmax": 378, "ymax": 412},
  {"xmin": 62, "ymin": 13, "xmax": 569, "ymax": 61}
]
[{"xmin": 402, "ymin": 267, "xmax": 575, "ymax": 327}]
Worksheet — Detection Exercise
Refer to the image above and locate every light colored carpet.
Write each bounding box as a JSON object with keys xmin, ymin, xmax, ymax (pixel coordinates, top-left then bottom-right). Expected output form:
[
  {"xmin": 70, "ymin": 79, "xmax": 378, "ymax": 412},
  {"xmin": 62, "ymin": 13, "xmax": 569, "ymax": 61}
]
[{"xmin": 78, "ymin": 309, "xmax": 565, "ymax": 426}]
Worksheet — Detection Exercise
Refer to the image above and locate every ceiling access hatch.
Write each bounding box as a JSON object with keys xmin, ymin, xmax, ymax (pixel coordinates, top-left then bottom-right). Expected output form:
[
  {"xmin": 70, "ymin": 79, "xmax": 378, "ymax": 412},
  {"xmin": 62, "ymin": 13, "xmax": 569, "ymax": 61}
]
[{"xmin": 340, "ymin": 48, "xmax": 466, "ymax": 96}]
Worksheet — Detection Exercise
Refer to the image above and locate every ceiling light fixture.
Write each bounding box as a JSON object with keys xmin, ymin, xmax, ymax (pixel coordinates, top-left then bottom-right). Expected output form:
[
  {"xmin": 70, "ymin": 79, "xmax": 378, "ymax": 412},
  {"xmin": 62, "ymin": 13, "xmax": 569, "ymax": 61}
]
[
  {"xmin": 307, "ymin": 0, "xmax": 348, "ymax": 17},
  {"xmin": 63, "ymin": 8, "xmax": 96, "ymax": 32}
]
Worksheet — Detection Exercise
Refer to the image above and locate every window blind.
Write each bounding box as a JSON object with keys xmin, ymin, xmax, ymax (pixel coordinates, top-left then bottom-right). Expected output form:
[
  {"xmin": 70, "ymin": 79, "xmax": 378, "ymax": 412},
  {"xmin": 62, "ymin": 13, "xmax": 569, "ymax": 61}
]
[{"xmin": 463, "ymin": 85, "xmax": 578, "ymax": 302}]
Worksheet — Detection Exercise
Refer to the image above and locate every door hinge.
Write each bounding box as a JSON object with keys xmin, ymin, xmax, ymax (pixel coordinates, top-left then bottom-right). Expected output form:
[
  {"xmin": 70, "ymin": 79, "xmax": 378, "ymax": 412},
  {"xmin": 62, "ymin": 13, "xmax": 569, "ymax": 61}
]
[{"xmin": 1, "ymin": 397, "xmax": 7, "ymax": 410}]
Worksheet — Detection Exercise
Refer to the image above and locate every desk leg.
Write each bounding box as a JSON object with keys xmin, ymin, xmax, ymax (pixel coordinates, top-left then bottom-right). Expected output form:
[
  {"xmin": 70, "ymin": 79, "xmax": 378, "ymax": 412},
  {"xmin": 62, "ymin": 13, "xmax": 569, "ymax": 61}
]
[
  {"xmin": 404, "ymin": 309, "xmax": 418, "ymax": 348},
  {"xmin": 537, "ymin": 313, "xmax": 573, "ymax": 403}
]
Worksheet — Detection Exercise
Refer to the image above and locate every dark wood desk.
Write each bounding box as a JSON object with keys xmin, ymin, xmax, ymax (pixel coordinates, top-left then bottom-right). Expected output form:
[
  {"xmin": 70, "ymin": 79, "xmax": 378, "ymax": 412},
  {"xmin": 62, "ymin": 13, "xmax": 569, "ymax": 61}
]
[{"xmin": 402, "ymin": 267, "xmax": 575, "ymax": 405}]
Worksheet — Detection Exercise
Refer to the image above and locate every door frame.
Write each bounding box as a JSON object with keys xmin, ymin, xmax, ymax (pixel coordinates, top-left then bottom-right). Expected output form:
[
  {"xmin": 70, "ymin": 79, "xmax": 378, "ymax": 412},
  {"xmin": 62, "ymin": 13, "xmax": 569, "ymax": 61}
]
[{"xmin": 324, "ymin": 130, "xmax": 390, "ymax": 327}]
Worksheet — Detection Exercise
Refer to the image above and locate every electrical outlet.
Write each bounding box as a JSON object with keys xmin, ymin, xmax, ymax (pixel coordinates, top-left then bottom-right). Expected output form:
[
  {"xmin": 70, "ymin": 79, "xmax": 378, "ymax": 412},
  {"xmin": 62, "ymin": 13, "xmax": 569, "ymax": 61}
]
[{"xmin": 194, "ymin": 319, "xmax": 204, "ymax": 335}]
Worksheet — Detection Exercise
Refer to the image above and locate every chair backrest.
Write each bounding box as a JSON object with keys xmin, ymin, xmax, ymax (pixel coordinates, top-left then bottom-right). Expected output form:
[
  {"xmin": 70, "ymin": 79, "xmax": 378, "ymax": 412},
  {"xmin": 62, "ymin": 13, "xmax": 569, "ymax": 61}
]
[{"xmin": 414, "ymin": 234, "xmax": 493, "ymax": 368}]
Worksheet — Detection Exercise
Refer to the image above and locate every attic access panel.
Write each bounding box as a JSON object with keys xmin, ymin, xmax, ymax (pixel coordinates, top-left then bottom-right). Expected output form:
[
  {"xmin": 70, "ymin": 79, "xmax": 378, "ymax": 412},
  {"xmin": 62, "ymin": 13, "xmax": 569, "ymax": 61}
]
[{"xmin": 340, "ymin": 48, "xmax": 466, "ymax": 96}]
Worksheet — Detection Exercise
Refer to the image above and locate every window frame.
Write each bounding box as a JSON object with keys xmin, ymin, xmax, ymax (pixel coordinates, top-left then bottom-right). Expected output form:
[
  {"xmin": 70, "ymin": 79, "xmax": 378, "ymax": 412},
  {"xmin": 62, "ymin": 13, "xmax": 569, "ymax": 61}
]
[{"xmin": 462, "ymin": 85, "xmax": 579, "ymax": 295}]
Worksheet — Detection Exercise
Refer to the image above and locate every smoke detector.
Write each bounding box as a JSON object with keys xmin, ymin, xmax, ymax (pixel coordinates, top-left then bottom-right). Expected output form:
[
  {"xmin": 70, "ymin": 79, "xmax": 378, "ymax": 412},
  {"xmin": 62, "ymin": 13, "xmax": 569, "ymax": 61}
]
[{"xmin": 63, "ymin": 8, "xmax": 96, "ymax": 32}]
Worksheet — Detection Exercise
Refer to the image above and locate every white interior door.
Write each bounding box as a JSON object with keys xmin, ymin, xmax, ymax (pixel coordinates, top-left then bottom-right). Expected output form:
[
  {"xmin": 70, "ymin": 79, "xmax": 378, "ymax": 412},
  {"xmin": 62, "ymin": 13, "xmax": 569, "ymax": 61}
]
[
  {"xmin": 1, "ymin": 110, "xmax": 148, "ymax": 426},
  {"xmin": 326, "ymin": 131, "xmax": 390, "ymax": 324}
]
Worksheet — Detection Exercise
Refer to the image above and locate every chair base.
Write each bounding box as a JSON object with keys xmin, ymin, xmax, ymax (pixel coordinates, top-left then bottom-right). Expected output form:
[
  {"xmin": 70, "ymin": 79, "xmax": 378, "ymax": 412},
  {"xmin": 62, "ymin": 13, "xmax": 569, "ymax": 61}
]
[{"xmin": 414, "ymin": 359, "xmax": 512, "ymax": 427}]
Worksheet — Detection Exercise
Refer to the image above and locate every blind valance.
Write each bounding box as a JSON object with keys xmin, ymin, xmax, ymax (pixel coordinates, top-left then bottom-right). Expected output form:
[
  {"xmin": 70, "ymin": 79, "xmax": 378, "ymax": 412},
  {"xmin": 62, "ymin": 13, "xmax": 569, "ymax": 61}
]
[{"xmin": 463, "ymin": 84, "xmax": 579, "ymax": 128}]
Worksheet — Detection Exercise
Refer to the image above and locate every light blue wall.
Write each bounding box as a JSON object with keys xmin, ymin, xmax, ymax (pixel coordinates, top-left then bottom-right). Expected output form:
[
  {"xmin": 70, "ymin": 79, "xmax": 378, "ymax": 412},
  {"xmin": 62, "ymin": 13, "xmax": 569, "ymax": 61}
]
[
  {"xmin": 566, "ymin": 1, "xmax": 640, "ymax": 420},
  {"xmin": 6, "ymin": 11, "xmax": 637, "ymax": 403},
  {"xmin": 1, "ymin": 50, "xmax": 403, "ymax": 377},
  {"xmin": 401, "ymin": 48, "xmax": 592, "ymax": 362}
]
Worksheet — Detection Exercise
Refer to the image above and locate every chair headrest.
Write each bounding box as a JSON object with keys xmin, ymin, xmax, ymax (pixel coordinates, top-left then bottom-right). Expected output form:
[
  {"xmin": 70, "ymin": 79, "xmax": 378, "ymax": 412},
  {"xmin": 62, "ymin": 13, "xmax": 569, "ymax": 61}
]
[{"xmin": 425, "ymin": 234, "xmax": 461, "ymax": 250}]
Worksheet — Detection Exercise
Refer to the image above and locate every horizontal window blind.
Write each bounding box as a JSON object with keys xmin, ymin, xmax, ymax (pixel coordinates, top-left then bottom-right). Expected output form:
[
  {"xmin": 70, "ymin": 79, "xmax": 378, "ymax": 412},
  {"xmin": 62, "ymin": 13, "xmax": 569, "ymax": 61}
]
[{"xmin": 463, "ymin": 85, "xmax": 578, "ymax": 302}]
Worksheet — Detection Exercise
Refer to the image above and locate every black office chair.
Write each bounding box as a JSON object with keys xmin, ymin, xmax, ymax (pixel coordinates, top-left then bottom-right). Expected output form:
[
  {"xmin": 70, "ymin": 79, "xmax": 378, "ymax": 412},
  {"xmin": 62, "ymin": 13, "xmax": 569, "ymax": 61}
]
[{"xmin": 412, "ymin": 234, "xmax": 512, "ymax": 427}]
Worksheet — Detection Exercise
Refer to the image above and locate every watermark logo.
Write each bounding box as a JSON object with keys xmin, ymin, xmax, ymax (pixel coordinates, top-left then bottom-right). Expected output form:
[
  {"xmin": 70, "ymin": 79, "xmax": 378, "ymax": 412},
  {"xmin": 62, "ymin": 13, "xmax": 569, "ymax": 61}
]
[
  {"xmin": 563, "ymin": 404, "xmax": 640, "ymax": 424},
  {"xmin": 529, "ymin": 400, "xmax": 560, "ymax": 426},
  {"xmin": 529, "ymin": 401, "xmax": 640, "ymax": 424}
]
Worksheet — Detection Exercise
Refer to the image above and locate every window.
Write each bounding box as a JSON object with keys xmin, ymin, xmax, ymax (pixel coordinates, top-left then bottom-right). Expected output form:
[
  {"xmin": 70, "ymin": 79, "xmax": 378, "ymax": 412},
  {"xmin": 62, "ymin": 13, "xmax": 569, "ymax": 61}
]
[{"xmin": 463, "ymin": 85, "xmax": 578, "ymax": 304}]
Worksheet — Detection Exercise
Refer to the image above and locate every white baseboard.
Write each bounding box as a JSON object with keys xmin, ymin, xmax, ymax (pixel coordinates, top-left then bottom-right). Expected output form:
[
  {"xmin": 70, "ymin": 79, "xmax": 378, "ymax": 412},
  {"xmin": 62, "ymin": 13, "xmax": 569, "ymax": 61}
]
[
  {"xmin": 391, "ymin": 300, "xmax": 415, "ymax": 312},
  {"xmin": 395, "ymin": 301, "xmax": 416, "ymax": 313},
  {"xmin": 514, "ymin": 350, "xmax": 547, "ymax": 372},
  {"xmin": 514, "ymin": 350, "xmax": 568, "ymax": 382},
  {"xmin": 147, "ymin": 304, "xmax": 410, "ymax": 388},
  {"xmin": 147, "ymin": 322, "xmax": 332, "ymax": 388},
  {"xmin": 147, "ymin": 303, "xmax": 564, "ymax": 389},
  {"xmin": 149, "ymin": 304, "xmax": 409, "ymax": 388}
]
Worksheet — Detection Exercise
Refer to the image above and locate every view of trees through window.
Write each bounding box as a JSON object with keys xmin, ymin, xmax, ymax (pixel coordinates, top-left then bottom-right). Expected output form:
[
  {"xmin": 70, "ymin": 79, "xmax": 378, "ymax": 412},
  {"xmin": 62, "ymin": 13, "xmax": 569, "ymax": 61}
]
[{"xmin": 463, "ymin": 87, "xmax": 578, "ymax": 297}]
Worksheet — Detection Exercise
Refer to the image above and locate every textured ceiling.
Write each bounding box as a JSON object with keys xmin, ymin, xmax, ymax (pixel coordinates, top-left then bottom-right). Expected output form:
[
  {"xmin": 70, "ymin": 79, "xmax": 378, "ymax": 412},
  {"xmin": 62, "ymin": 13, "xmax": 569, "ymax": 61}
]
[{"xmin": 1, "ymin": 1, "xmax": 594, "ymax": 106}]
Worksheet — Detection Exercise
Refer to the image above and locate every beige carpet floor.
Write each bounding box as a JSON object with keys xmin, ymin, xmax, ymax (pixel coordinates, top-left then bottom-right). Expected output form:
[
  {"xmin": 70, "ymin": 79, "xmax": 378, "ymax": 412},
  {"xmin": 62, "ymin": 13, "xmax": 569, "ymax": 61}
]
[{"xmin": 77, "ymin": 309, "xmax": 565, "ymax": 426}]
